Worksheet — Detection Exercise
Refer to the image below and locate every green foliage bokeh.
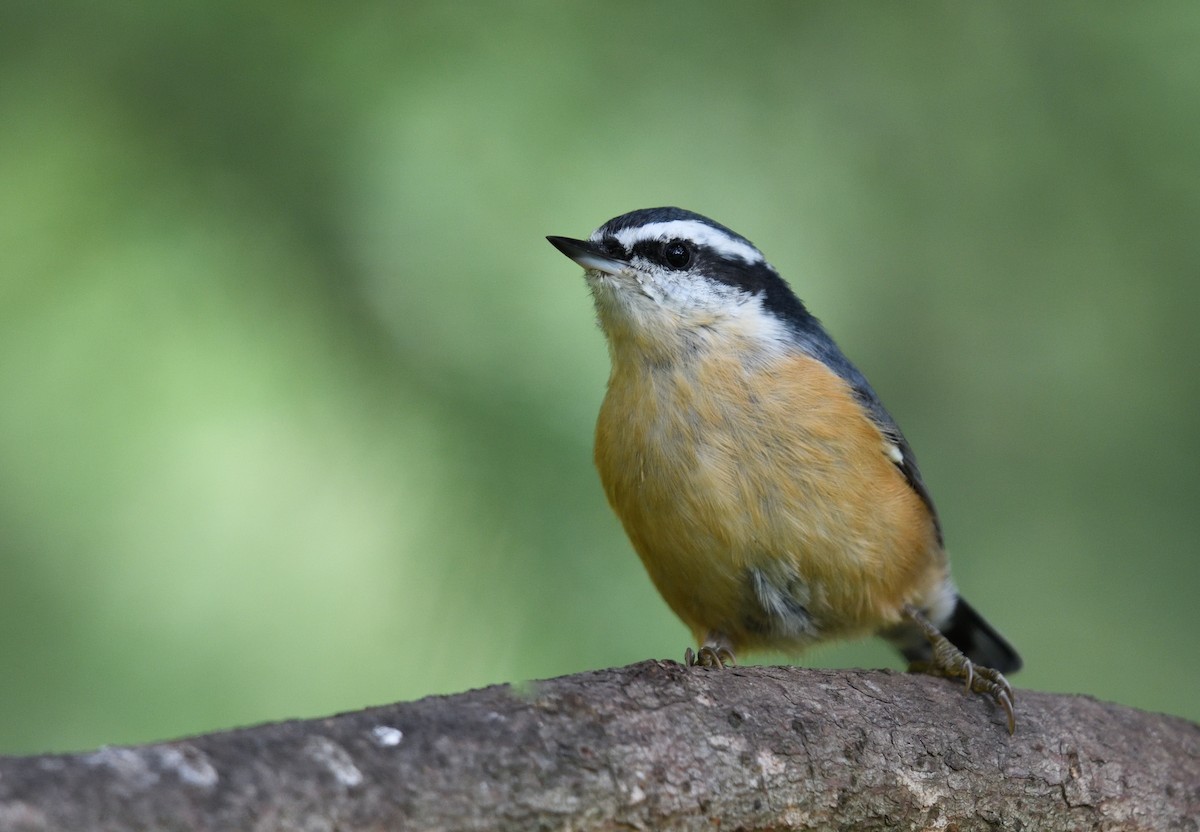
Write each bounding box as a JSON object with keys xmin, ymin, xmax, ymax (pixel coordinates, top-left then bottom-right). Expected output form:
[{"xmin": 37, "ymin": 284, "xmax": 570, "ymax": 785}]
[{"xmin": 1, "ymin": 2, "xmax": 1197, "ymax": 753}]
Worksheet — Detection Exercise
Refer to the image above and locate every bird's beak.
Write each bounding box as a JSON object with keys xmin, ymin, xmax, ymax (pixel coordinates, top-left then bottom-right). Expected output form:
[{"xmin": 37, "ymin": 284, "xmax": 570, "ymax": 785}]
[{"xmin": 546, "ymin": 236, "xmax": 626, "ymax": 276}]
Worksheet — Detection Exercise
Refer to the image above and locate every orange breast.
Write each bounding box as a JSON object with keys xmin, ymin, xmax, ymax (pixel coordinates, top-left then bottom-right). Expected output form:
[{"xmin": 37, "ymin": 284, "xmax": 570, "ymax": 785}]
[{"xmin": 595, "ymin": 348, "xmax": 944, "ymax": 654}]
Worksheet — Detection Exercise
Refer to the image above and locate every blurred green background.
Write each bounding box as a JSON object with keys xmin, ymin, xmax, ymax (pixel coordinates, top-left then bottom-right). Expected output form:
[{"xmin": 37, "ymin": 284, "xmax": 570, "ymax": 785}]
[{"xmin": 1, "ymin": 1, "xmax": 1197, "ymax": 755}]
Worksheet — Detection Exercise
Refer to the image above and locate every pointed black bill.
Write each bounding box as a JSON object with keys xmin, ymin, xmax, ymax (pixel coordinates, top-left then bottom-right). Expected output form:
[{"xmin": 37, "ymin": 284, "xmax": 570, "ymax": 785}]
[{"xmin": 546, "ymin": 236, "xmax": 626, "ymax": 275}]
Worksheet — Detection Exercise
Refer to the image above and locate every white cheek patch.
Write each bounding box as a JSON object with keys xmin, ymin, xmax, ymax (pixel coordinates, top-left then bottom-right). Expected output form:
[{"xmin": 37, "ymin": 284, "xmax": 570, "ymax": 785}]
[
  {"xmin": 669, "ymin": 285, "xmax": 794, "ymax": 357},
  {"xmin": 592, "ymin": 266, "xmax": 792, "ymax": 359},
  {"xmin": 651, "ymin": 262, "xmax": 743, "ymax": 308},
  {"xmin": 592, "ymin": 256, "xmax": 731, "ymax": 310},
  {"xmin": 595, "ymin": 219, "xmax": 766, "ymax": 266}
]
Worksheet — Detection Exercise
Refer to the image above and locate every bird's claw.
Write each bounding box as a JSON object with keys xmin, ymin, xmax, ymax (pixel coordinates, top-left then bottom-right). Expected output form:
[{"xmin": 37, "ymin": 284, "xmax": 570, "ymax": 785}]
[
  {"xmin": 966, "ymin": 663, "xmax": 1016, "ymax": 735},
  {"xmin": 684, "ymin": 645, "xmax": 735, "ymax": 668},
  {"xmin": 903, "ymin": 604, "xmax": 1017, "ymax": 734}
]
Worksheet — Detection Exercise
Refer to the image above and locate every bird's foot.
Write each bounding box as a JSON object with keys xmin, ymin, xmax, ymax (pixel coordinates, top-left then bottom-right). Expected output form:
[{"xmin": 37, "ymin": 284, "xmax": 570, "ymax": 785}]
[
  {"xmin": 903, "ymin": 604, "xmax": 1016, "ymax": 734},
  {"xmin": 684, "ymin": 638, "xmax": 736, "ymax": 669}
]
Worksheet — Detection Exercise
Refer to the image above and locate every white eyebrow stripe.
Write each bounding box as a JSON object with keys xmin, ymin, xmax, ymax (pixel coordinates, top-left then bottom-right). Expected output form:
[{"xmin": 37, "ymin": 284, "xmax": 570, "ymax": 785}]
[{"xmin": 595, "ymin": 220, "xmax": 766, "ymax": 265}]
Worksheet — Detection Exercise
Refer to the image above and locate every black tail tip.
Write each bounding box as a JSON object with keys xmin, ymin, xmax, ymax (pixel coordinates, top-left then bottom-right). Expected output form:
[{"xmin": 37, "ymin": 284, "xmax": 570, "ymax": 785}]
[
  {"xmin": 892, "ymin": 596, "xmax": 1022, "ymax": 674},
  {"xmin": 941, "ymin": 597, "xmax": 1023, "ymax": 674}
]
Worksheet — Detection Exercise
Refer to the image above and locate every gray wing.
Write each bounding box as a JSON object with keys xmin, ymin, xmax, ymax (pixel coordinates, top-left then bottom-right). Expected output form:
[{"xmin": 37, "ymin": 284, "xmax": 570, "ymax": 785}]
[{"xmin": 791, "ymin": 323, "xmax": 944, "ymax": 546}]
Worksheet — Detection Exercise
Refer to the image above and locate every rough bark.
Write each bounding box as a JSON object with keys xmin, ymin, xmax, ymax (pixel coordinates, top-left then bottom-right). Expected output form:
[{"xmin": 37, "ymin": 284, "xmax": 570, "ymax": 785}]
[{"xmin": 0, "ymin": 661, "xmax": 1196, "ymax": 831}]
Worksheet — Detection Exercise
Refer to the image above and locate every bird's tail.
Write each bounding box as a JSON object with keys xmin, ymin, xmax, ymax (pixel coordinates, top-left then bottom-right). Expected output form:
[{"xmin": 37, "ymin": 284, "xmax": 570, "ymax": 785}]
[{"xmin": 891, "ymin": 596, "xmax": 1023, "ymax": 674}]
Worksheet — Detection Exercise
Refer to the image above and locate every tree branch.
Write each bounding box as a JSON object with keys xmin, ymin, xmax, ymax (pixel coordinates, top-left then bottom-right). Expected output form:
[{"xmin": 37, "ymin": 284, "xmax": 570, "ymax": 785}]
[{"xmin": 0, "ymin": 661, "xmax": 1196, "ymax": 830}]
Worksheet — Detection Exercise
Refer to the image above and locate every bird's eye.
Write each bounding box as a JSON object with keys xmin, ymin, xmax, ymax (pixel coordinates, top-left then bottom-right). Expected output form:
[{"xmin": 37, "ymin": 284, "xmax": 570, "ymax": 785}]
[{"xmin": 662, "ymin": 240, "xmax": 692, "ymax": 269}]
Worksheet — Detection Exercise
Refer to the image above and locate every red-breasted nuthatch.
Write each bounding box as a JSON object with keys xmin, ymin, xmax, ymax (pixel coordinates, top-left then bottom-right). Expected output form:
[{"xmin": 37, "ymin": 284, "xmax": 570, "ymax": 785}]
[{"xmin": 548, "ymin": 207, "xmax": 1022, "ymax": 732}]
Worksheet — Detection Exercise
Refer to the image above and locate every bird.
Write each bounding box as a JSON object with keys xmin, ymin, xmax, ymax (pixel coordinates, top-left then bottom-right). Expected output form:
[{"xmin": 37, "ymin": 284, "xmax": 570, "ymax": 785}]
[{"xmin": 547, "ymin": 206, "xmax": 1022, "ymax": 732}]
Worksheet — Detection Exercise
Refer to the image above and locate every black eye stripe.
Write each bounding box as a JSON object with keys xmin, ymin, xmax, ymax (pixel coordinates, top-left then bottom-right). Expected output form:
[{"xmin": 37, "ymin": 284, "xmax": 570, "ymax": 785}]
[
  {"xmin": 599, "ymin": 236, "xmax": 626, "ymax": 259},
  {"xmin": 630, "ymin": 239, "xmax": 696, "ymax": 268},
  {"xmin": 627, "ymin": 239, "xmax": 791, "ymax": 301}
]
